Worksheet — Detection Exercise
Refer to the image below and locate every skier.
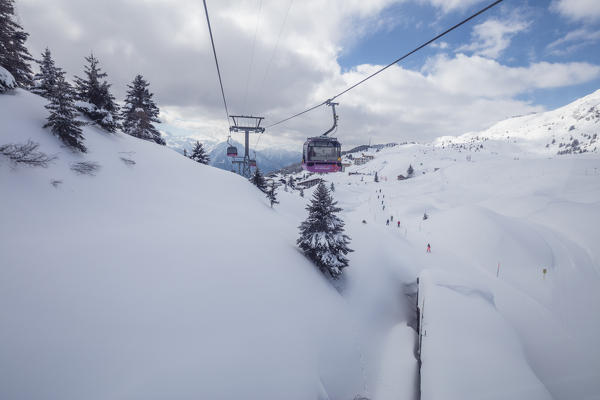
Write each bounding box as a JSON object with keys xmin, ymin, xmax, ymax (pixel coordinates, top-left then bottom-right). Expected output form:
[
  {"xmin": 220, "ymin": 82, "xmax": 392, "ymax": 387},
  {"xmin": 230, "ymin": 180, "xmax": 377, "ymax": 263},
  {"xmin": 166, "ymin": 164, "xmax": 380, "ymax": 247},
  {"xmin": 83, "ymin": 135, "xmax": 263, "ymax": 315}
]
[
  {"xmin": 386, "ymin": 219, "xmax": 389, "ymax": 226},
  {"xmin": 397, "ymin": 221, "xmax": 400, "ymax": 228},
  {"xmin": 390, "ymin": 216, "xmax": 394, "ymax": 222},
  {"xmin": 426, "ymin": 243, "xmax": 431, "ymax": 253}
]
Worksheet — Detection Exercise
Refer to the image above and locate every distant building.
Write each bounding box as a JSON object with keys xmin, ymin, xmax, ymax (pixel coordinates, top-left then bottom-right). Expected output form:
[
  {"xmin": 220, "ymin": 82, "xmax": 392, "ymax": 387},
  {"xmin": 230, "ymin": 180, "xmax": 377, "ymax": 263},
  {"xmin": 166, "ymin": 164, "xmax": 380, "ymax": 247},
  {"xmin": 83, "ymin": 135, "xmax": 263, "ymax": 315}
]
[{"xmin": 296, "ymin": 178, "xmax": 323, "ymax": 189}]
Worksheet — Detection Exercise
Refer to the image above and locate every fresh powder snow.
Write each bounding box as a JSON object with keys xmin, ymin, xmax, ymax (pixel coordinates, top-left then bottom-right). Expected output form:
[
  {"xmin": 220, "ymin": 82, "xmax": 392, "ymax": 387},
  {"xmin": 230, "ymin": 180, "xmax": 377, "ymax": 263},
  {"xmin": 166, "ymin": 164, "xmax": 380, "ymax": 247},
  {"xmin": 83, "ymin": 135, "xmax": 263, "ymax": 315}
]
[{"xmin": 2, "ymin": 87, "xmax": 600, "ymax": 400}]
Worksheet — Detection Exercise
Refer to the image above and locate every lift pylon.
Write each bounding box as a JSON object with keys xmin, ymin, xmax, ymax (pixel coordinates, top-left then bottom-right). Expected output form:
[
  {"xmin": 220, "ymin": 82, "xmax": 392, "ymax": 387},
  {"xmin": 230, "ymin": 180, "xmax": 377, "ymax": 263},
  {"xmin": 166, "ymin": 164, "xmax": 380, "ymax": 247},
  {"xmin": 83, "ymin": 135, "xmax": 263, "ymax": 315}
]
[{"xmin": 229, "ymin": 115, "xmax": 265, "ymax": 178}]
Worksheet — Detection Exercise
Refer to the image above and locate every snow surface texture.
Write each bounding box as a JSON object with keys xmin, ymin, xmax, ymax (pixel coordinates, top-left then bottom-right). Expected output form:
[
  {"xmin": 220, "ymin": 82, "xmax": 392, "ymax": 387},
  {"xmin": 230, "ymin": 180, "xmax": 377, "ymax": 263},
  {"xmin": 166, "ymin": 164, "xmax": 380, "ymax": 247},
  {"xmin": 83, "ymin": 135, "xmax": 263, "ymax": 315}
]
[
  {"xmin": 2, "ymin": 87, "xmax": 600, "ymax": 400},
  {"xmin": 0, "ymin": 90, "xmax": 374, "ymax": 400},
  {"xmin": 0, "ymin": 65, "xmax": 17, "ymax": 93}
]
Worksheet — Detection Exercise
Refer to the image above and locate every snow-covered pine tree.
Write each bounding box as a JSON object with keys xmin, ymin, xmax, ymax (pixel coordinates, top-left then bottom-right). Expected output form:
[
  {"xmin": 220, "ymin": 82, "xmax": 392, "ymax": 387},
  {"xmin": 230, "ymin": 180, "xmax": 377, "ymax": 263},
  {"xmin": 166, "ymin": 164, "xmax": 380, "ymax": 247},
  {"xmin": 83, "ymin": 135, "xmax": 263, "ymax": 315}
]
[
  {"xmin": 189, "ymin": 140, "xmax": 210, "ymax": 164},
  {"xmin": 266, "ymin": 181, "xmax": 279, "ymax": 208},
  {"xmin": 288, "ymin": 175, "xmax": 295, "ymax": 188},
  {"xmin": 74, "ymin": 53, "xmax": 119, "ymax": 132},
  {"xmin": 297, "ymin": 181, "xmax": 352, "ymax": 279},
  {"xmin": 407, "ymin": 164, "xmax": 414, "ymax": 177},
  {"xmin": 0, "ymin": 64, "xmax": 16, "ymax": 93},
  {"xmin": 44, "ymin": 73, "xmax": 86, "ymax": 152},
  {"xmin": 31, "ymin": 48, "xmax": 61, "ymax": 98},
  {"xmin": 299, "ymin": 188, "xmax": 304, "ymax": 197},
  {"xmin": 330, "ymin": 182, "xmax": 335, "ymax": 192},
  {"xmin": 0, "ymin": 0, "xmax": 33, "ymax": 87},
  {"xmin": 183, "ymin": 148, "xmax": 188, "ymax": 157},
  {"xmin": 120, "ymin": 74, "xmax": 165, "ymax": 145},
  {"xmin": 249, "ymin": 167, "xmax": 267, "ymax": 192}
]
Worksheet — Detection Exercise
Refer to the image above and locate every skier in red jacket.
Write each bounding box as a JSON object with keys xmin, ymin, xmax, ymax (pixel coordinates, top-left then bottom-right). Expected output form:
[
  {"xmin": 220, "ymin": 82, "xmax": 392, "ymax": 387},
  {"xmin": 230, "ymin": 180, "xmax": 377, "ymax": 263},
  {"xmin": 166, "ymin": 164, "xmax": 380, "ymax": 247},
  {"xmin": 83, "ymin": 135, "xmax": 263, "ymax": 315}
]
[{"xmin": 427, "ymin": 243, "xmax": 431, "ymax": 253}]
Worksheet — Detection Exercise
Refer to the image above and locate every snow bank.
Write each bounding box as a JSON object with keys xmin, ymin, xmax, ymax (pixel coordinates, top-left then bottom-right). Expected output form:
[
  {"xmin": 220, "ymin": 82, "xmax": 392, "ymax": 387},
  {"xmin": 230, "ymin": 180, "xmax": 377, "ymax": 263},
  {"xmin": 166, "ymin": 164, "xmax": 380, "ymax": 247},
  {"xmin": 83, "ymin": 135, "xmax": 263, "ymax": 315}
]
[{"xmin": 418, "ymin": 270, "xmax": 552, "ymax": 400}]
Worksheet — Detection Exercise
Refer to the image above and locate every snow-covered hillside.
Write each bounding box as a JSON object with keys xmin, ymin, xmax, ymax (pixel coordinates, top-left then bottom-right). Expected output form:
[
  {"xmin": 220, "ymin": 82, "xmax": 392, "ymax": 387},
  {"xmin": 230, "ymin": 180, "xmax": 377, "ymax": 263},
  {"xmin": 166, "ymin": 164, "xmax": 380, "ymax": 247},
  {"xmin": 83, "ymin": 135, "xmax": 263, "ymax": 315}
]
[
  {"xmin": 437, "ymin": 88, "xmax": 600, "ymax": 156},
  {"xmin": 2, "ymin": 86, "xmax": 600, "ymax": 400},
  {"xmin": 0, "ymin": 90, "xmax": 390, "ymax": 400}
]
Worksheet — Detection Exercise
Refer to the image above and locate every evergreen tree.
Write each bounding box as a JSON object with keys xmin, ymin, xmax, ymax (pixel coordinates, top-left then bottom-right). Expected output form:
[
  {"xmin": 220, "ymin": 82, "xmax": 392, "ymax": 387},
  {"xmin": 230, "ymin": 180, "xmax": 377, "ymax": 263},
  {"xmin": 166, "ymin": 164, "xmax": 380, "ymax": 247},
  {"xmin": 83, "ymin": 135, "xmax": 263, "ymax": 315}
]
[
  {"xmin": 121, "ymin": 74, "xmax": 165, "ymax": 145},
  {"xmin": 288, "ymin": 175, "xmax": 295, "ymax": 188},
  {"xmin": 266, "ymin": 181, "xmax": 279, "ymax": 208},
  {"xmin": 297, "ymin": 182, "xmax": 352, "ymax": 279},
  {"xmin": 0, "ymin": 0, "xmax": 33, "ymax": 87},
  {"xmin": 299, "ymin": 188, "xmax": 304, "ymax": 197},
  {"xmin": 374, "ymin": 171, "xmax": 379, "ymax": 182},
  {"xmin": 31, "ymin": 48, "xmax": 61, "ymax": 98},
  {"xmin": 330, "ymin": 182, "xmax": 335, "ymax": 192},
  {"xmin": 407, "ymin": 164, "xmax": 414, "ymax": 177},
  {"xmin": 44, "ymin": 74, "xmax": 86, "ymax": 152},
  {"xmin": 74, "ymin": 53, "xmax": 119, "ymax": 132},
  {"xmin": 189, "ymin": 140, "xmax": 210, "ymax": 164},
  {"xmin": 183, "ymin": 148, "xmax": 188, "ymax": 157},
  {"xmin": 249, "ymin": 167, "xmax": 267, "ymax": 192}
]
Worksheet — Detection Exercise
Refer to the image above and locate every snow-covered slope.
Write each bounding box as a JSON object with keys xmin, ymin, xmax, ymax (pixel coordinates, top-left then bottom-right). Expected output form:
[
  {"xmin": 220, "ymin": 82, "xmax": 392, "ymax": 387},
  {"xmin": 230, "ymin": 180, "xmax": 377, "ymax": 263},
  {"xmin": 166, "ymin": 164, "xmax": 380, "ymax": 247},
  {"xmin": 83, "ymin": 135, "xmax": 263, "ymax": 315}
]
[
  {"xmin": 3, "ymin": 86, "xmax": 600, "ymax": 400},
  {"xmin": 281, "ymin": 137, "xmax": 600, "ymax": 399},
  {"xmin": 437, "ymin": 88, "xmax": 600, "ymax": 156},
  {"xmin": 0, "ymin": 90, "xmax": 381, "ymax": 400}
]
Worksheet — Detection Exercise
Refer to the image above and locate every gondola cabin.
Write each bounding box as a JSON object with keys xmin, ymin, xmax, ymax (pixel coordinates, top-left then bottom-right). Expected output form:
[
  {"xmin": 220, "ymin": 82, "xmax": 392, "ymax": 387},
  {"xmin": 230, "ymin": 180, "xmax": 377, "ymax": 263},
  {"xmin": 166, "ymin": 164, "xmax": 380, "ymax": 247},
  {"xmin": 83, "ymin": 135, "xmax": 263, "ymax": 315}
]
[
  {"xmin": 226, "ymin": 145, "xmax": 238, "ymax": 157},
  {"xmin": 302, "ymin": 137, "xmax": 342, "ymax": 173}
]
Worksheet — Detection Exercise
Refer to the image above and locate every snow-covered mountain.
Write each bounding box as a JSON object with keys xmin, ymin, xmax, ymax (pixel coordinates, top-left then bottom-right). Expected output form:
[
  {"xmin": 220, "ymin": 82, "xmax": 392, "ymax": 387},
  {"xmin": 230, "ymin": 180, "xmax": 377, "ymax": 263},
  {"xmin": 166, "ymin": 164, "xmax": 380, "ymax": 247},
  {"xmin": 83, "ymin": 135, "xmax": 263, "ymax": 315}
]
[
  {"xmin": 163, "ymin": 131, "xmax": 300, "ymax": 174},
  {"xmin": 207, "ymin": 140, "xmax": 301, "ymax": 174},
  {"xmin": 437, "ymin": 88, "xmax": 600, "ymax": 155},
  {"xmin": 161, "ymin": 130, "xmax": 219, "ymax": 156}
]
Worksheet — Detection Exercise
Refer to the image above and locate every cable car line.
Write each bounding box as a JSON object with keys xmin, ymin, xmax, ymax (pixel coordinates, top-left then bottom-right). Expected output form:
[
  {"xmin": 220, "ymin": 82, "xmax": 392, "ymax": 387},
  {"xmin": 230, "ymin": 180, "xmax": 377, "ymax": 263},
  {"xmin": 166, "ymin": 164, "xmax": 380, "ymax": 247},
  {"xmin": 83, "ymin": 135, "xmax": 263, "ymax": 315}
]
[
  {"xmin": 258, "ymin": 0, "xmax": 294, "ymax": 93},
  {"xmin": 243, "ymin": 0, "xmax": 263, "ymax": 111},
  {"xmin": 202, "ymin": 0, "xmax": 230, "ymax": 125},
  {"xmin": 265, "ymin": 0, "xmax": 504, "ymax": 129}
]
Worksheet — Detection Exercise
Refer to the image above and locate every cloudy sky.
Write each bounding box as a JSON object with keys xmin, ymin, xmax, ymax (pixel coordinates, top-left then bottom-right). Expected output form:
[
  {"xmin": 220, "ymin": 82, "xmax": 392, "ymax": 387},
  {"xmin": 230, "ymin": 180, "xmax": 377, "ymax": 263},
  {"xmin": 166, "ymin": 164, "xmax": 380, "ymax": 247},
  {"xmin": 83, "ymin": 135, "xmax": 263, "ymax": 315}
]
[{"xmin": 15, "ymin": 0, "xmax": 600, "ymax": 150}]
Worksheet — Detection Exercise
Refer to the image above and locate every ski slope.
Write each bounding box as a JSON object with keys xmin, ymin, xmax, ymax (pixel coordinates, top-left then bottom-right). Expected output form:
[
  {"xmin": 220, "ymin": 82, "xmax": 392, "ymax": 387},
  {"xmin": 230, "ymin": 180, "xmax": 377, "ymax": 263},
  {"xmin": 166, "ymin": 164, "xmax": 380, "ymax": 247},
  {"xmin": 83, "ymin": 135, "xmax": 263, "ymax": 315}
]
[{"xmin": 284, "ymin": 103, "xmax": 600, "ymax": 399}]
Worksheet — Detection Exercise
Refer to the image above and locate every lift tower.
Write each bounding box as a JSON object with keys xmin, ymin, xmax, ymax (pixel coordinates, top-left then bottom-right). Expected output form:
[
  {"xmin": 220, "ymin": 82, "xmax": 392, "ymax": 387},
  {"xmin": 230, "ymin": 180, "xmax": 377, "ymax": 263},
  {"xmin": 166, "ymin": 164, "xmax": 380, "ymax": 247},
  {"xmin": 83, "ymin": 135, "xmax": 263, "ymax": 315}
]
[{"xmin": 229, "ymin": 115, "xmax": 265, "ymax": 177}]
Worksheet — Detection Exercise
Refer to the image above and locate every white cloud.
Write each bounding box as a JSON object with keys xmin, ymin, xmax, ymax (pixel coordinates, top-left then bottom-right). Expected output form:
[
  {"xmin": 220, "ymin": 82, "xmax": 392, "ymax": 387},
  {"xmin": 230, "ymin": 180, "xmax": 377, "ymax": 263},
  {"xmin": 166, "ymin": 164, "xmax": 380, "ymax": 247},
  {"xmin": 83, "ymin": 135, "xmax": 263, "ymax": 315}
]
[
  {"xmin": 551, "ymin": 0, "xmax": 600, "ymax": 22},
  {"xmin": 547, "ymin": 28, "xmax": 600, "ymax": 55},
  {"xmin": 266, "ymin": 53, "xmax": 600, "ymax": 146},
  {"xmin": 13, "ymin": 0, "xmax": 600, "ymax": 149},
  {"xmin": 458, "ymin": 17, "xmax": 530, "ymax": 59},
  {"xmin": 419, "ymin": 0, "xmax": 485, "ymax": 13},
  {"xmin": 423, "ymin": 54, "xmax": 600, "ymax": 97}
]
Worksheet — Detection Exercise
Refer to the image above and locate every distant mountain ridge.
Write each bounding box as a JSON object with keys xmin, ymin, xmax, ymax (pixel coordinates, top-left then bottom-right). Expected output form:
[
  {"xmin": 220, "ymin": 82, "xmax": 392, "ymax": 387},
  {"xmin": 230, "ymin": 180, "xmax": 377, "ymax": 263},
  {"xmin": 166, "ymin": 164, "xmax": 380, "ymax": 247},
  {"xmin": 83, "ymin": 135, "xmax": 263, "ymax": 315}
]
[
  {"xmin": 162, "ymin": 131, "xmax": 300, "ymax": 174},
  {"xmin": 437, "ymin": 88, "xmax": 600, "ymax": 155}
]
